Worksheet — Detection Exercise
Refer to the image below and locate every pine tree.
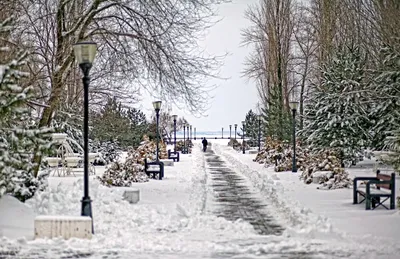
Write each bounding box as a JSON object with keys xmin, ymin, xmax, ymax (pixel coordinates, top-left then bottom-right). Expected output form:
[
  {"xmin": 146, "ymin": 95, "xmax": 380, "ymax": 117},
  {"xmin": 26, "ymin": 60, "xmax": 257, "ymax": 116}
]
[
  {"xmin": 239, "ymin": 109, "xmax": 260, "ymax": 146},
  {"xmin": 371, "ymin": 42, "xmax": 400, "ymax": 172},
  {"xmin": 0, "ymin": 18, "xmax": 52, "ymax": 201},
  {"xmin": 125, "ymin": 107, "xmax": 149, "ymax": 148},
  {"xmin": 369, "ymin": 43, "xmax": 400, "ymax": 150},
  {"xmin": 301, "ymin": 45, "xmax": 370, "ymax": 163},
  {"xmin": 91, "ymin": 97, "xmax": 131, "ymax": 148},
  {"xmin": 261, "ymin": 86, "xmax": 291, "ymax": 141}
]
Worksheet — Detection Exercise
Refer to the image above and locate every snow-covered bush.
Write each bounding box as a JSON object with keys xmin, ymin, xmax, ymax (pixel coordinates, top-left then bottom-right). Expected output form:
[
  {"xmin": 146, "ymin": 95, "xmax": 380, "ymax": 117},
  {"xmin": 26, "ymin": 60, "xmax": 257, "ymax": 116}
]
[
  {"xmin": 254, "ymin": 137, "xmax": 351, "ymax": 189},
  {"xmin": 0, "ymin": 18, "xmax": 53, "ymax": 201},
  {"xmin": 98, "ymin": 148, "xmax": 148, "ymax": 186},
  {"xmin": 12, "ymin": 171, "xmax": 49, "ymax": 202},
  {"xmin": 91, "ymin": 139, "xmax": 122, "ymax": 165}
]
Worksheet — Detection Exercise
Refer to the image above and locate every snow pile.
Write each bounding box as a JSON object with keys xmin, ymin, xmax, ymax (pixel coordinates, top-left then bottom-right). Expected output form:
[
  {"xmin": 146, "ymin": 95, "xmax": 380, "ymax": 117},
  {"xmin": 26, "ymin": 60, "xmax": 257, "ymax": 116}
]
[
  {"xmin": 0, "ymin": 195, "xmax": 36, "ymax": 239},
  {"xmin": 254, "ymin": 138, "xmax": 351, "ymax": 189}
]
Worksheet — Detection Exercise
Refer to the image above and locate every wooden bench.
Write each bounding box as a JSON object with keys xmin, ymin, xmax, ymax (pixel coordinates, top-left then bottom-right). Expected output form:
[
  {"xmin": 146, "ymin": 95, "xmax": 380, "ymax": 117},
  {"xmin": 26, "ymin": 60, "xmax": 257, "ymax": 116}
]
[
  {"xmin": 353, "ymin": 170, "xmax": 396, "ymax": 210},
  {"xmin": 167, "ymin": 149, "xmax": 180, "ymax": 162},
  {"xmin": 144, "ymin": 159, "xmax": 164, "ymax": 180}
]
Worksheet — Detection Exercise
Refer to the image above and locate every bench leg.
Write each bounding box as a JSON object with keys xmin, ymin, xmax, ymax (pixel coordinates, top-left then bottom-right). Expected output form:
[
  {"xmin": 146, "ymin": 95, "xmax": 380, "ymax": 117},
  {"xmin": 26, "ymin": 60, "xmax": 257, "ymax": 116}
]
[
  {"xmin": 353, "ymin": 180, "xmax": 358, "ymax": 204},
  {"xmin": 366, "ymin": 196, "xmax": 371, "ymax": 210},
  {"xmin": 390, "ymin": 196, "xmax": 395, "ymax": 210}
]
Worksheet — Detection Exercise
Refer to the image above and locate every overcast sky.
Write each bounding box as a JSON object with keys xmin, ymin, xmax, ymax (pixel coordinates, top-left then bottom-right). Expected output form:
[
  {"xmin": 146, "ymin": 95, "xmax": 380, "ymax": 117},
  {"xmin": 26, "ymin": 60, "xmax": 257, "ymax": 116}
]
[{"xmin": 140, "ymin": 0, "xmax": 259, "ymax": 132}]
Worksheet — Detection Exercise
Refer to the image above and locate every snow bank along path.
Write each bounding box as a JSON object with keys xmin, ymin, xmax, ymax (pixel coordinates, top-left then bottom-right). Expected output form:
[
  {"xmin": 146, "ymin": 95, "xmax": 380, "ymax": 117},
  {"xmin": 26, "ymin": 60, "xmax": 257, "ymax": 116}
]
[{"xmin": 212, "ymin": 142, "xmax": 400, "ymax": 259}]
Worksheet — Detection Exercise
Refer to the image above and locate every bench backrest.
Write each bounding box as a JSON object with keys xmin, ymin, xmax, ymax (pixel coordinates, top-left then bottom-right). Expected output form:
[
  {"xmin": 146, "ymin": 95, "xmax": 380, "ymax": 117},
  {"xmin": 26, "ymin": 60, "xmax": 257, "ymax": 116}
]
[{"xmin": 376, "ymin": 170, "xmax": 395, "ymax": 190}]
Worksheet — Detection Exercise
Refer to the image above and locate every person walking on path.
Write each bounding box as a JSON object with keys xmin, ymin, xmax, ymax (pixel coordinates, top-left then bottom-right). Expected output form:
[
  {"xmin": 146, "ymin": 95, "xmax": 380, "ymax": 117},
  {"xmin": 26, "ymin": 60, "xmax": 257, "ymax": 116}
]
[{"xmin": 202, "ymin": 137, "xmax": 208, "ymax": 152}]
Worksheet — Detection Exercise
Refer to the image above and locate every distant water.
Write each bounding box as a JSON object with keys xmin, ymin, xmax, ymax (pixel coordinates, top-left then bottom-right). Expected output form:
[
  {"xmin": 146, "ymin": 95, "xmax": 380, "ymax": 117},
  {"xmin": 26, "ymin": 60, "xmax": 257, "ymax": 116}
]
[{"xmin": 174, "ymin": 131, "xmax": 241, "ymax": 139}]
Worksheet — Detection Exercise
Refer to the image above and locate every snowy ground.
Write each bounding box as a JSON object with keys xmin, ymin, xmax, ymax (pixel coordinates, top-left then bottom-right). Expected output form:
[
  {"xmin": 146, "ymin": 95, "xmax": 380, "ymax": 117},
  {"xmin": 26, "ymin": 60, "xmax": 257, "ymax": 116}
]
[{"xmin": 0, "ymin": 140, "xmax": 399, "ymax": 258}]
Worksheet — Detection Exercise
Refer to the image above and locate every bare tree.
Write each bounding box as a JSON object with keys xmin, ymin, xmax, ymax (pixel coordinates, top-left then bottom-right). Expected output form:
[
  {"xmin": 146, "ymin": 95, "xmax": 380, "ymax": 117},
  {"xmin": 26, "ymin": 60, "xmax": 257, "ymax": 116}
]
[
  {"xmin": 242, "ymin": 0, "xmax": 295, "ymax": 140},
  {"xmin": 291, "ymin": 4, "xmax": 318, "ymax": 129},
  {"xmin": 9, "ymin": 0, "xmax": 227, "ymax": 176}
]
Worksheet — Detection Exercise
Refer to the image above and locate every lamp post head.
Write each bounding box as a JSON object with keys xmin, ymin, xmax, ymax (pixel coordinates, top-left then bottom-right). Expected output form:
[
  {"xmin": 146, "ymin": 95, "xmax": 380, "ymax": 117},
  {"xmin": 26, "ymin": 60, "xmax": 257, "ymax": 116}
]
[
  {"xmin": 73, "ymin": 42, "xmax": 97, "ymax": 65},
  {"xmin": 234, "ymin": 124, "xmax": 237, "ymax": 128},
  {"xmin": 241, "ymin": 121, "xmax": 245, "ymax": 125},
  {"xmin": 172, "ymin": 114, "xmax": 178, "ymax": 121},
  {"xmin": 289, "ymin": 101, "xmax": 299, "ymax": 112},
  {"xmin": 152, "ymin": 101, "xmax": 162, "ymax": 112},
  {"xmin": 257, "ymin": 114, "xmax": 262, "ymax": 121}
]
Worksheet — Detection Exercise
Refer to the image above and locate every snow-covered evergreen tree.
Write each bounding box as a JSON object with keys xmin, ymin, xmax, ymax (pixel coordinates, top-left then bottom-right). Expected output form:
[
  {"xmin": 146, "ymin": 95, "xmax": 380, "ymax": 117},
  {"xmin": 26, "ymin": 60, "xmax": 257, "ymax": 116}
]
[
  {"xmin": 301, "ymin": 46, "xmax": 370, "ymax": 163},
  {"xmin": 369, "ymin": 43, "xmax": 400, "ymax": 150},
  {"xmin": 261, "ymin": 86, "xmax": 291, "ymax": 141},
  {"xmin": 239, "ymin": 109, "xmax": 261, "ymax": 146},
  {"xmin": 371, "ymin": 42, "xmax": 400, "ymax": 172},
  {"xmin": 0, "ymin": 18, "xmax": 53, "ymax": 201}
]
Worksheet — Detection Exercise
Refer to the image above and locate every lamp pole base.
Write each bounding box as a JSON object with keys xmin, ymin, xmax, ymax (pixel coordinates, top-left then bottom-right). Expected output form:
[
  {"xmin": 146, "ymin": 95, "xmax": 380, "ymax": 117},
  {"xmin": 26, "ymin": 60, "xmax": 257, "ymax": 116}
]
[{"xmin": 81, "ymin": 196, "xmax": 93, "ymax": 233}]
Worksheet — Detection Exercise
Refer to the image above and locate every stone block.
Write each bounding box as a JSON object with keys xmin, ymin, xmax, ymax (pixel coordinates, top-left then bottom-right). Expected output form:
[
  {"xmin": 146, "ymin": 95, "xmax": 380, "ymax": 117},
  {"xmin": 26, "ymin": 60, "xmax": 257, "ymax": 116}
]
[
  {"xmin": 123, "ymin": 188, "xmax": 140, "ymax": 204},
  {"xmin": 34, "ymin": 215, "xmax": 92, "ymax": 239}
]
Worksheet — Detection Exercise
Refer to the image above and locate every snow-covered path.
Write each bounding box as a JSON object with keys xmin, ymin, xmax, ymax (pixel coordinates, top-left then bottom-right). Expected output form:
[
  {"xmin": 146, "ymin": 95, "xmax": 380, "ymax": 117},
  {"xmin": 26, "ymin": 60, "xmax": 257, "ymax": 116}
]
[{"xmin": 1, "ymin": 143, "xmax": 400, "ymax": 258}]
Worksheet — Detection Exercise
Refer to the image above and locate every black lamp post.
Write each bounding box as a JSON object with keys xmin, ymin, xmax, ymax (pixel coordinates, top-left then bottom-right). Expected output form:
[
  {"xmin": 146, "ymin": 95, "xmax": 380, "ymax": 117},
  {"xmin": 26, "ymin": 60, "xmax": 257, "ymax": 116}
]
[
  {"xmin": 183, "ymin": 124, "xmax": 186, "ymax": 152},
  {"xmin": 172, "ymin": 115, "xmax": 177, "ymax": 152},
  {"xmin": 257, "ymin": 115, "xmax": 262, "ymax": 151},
  {"xmin": 289, "ymin": 101, "xmax": 299, "ymax": 173},
  {"xmin": 229, "ymin": 125, "xmax": 232, "ymax": 139},
  {"xmin": 234, "ymin": 124, "xmax": 238, "ymax": 140},
  {"xmin": 73, "ymin": 41, "xmax": 97, "ymax": 233},
  {"xmin": 190, "ymin": 125, "xmax": 192, "ymax": 140},
  {"xmin": 153, "ymin": 101, "xmax": 162, "ymax": 161},
  {"xmin": 241, "ymin": 121, "xmax": 245, "ymax": 154},
  {"xmin": 194, "ymin": 127, "xmax": 196, "ymax": 140},
  {"xmin": 222, "ymin": 127, "xmax": 224, "ymax": 139}
]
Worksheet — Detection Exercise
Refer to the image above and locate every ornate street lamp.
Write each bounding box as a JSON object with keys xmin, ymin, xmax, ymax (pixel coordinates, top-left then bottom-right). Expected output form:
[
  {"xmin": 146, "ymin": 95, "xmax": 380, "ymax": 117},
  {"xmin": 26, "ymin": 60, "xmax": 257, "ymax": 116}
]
[
  {"xmin": 234, "ymin": 124, "xmax": 238, "ymax": 140},
  {"xmin": 172, "ymin": 115, "xmax": 178, "ymax": 152},
  {"xmin": 153, "ymin": 101, "xmax": 162, "ymax": 161},
  {"xmin": 257, "ymin": 115, "xmax": 262, "ymax": 151},
  {"xmin": 190, "ymin": 125, "xmax": 192, "ymax": 140},
  {"xmin": 222, "ymin": 127, "xmax": 224, "ymax": 139},
  {"xmin": 241, "ymin": 121, "xmax": 245, "ymax": 154},
  {"xmin": 73, "ymin": 42, "xmax": 97, "ymax": 233},
  {"xmin": 289, "ymin": 101, "xmax": 299, "ymax": 173},
  {"xmin": 229, "ymin": 125, "xmax": 232, "ymax": 139}
]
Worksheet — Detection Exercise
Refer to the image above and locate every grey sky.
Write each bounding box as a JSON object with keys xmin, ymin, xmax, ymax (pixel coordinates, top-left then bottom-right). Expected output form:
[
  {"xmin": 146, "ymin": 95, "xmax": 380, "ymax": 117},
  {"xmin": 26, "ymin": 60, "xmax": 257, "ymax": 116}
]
[{"xmin": 140, "ymin": 0, "xmax": 259, "ymax": 132}]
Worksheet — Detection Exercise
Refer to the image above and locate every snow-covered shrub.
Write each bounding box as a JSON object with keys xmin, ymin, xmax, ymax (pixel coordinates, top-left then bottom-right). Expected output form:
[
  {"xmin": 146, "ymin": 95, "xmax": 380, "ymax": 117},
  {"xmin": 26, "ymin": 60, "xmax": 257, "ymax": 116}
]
[
  {"xmin": 0, "ymin": 18, "xmax": 53, "ymax": 201},
  {"xmin": 91, "ymin": 140, "xmax": 122, "ymax": 165},
  {"xmin": 254, "ymin": 137, "xmax": 351, "ymax": 189},
  {"xmin": 12, "ymin": 171, "xmax": 49, "ymax": 202},
  {"xmin": 98, "ymin": 148, "xmax": 148, "ymax": 186}
]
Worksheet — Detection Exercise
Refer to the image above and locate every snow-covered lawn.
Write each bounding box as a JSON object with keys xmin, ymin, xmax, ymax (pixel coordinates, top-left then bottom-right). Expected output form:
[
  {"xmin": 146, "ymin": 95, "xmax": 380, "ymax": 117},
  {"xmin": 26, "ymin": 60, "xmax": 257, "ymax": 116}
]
[{"xmin": 0, "ymin": 140, "xmax": 399, "ymax": 258}]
